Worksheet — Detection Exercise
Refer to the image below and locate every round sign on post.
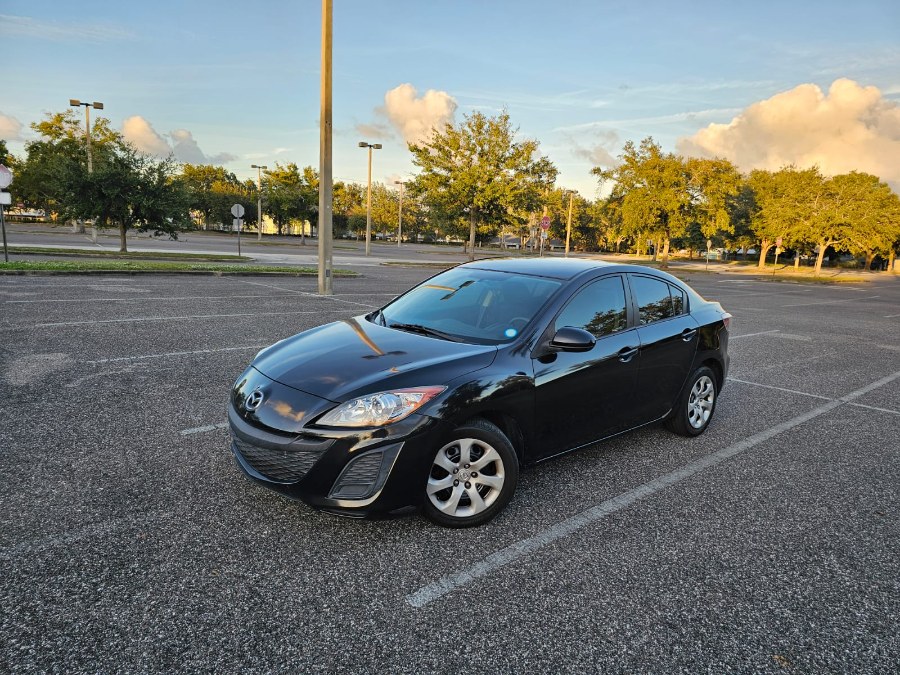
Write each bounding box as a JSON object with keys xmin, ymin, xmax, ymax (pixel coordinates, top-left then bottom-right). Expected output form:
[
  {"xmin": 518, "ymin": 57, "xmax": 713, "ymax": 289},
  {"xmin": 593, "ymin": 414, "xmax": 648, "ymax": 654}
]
[
  {"xmin": 231, "ymin": 203, "xmax": 245, "ymax": 218},
  {"xmin": 540, "ymin": 216, "xmax": 550, "ymax": 231}
]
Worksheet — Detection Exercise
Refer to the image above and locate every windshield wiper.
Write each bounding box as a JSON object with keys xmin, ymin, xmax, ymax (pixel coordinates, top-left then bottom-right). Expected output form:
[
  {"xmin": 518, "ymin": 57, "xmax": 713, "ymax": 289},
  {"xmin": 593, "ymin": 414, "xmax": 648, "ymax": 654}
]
[{"xmin": 387, "ymin": 322, "xmax": 461, "ymax": 342}]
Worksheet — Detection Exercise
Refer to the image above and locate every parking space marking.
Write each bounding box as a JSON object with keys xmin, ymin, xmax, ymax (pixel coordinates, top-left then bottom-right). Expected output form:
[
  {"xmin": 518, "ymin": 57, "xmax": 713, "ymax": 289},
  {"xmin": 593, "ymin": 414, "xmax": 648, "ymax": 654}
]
[
  {"xmin": 727, "ymin": 377, "xmax": 832, "ymax": 400},
  {"xmin": 730, "ymin": 329, "xmax": 781, "ymax": 339},
  {"xmin": 231, "ymin": 279, "xmax": 376, "ymax": 309},
  {"xmin": 87, "ymin": 345, "xmax": 265, "ymax": 364},
  {"xmin": 5, "ymin": 294, "xmax": 298, "ymax": 304},
  {"xmin": 884, "ymin": 313, "xmax": 900, "ymax": 318},
  {"xmin": 781, "ymin": 295, "xmax": 880, "ymax": 308},
  {"xmin": 180, "ymin": 422, "xmax": 229, "ymax": 436},
  {"xmin": 731, "ymin": 377, "xmax": 900, "ymax": 416},
  {"xmin": 405, "ymin": 370, "xmax": 900, "ymax": 609},
  {"xmin": 34, "ymin": 310, "xmax": 343, "ymax": 327}
]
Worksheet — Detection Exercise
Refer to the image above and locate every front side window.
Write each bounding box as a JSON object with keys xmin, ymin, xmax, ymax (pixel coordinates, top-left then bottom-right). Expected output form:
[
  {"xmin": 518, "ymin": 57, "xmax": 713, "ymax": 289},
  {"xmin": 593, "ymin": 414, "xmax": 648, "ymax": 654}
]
[{"xmin": 555, "ymin": 276, "xmax": 627, "ymax": 338}]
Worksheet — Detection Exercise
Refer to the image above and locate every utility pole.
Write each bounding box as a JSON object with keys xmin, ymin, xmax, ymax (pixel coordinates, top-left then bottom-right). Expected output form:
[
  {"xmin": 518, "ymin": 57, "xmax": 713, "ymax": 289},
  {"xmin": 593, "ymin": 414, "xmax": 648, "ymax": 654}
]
[
  {"xmin": 394, "ymin": 180, "xmax": 404, "ymax": 247},
  {"xmin": 251, "ymin": 164, "xmax": 267, "ymax": 241},
  {"xmin": 565, "ymin": 191, "xmax": 574, "ymax": 257},
  {"xmin": 318, "ymin": 0, "xmax": 334, "ymax": 295},
  {"xmin": 69, "ymin": 99, "xmax": 103, "ymax": 235}
]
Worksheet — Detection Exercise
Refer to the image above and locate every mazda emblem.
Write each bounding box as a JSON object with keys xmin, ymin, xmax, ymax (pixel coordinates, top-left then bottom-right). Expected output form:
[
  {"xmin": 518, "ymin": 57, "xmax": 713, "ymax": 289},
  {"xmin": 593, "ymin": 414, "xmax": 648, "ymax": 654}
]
[{"xmin": 244, "ymin": 389, "xmax": 264, "ymax": 411}]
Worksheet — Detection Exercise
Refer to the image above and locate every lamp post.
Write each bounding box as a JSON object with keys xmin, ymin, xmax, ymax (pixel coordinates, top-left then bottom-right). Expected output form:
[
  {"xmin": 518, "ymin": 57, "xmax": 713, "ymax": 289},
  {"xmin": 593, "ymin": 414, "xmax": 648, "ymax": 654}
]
[
  {"xmin": 358, "ymin": 141, "xmax": 382, "ymax": 256},
  {"xmin": 565, "ymin": 190, "xmax": 575, "ymax": 257},
  {"xmin": 394, "ymin": 180, "xmax": 404, "ymax": 247},
  {"xmin": 251, "ymin": 164, "xmax": 267, "ymax": 241},
  {"xmin": 69, "ymin": 99, "xmax": 103, "ymax": 235}
]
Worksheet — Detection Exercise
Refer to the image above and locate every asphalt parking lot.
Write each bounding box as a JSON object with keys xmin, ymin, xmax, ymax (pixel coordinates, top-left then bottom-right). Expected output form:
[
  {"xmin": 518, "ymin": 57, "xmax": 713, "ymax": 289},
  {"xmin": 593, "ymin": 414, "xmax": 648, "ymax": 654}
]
[{"xmin": 1, "ymin": 266, "xmax": 898, "ymax": 673}]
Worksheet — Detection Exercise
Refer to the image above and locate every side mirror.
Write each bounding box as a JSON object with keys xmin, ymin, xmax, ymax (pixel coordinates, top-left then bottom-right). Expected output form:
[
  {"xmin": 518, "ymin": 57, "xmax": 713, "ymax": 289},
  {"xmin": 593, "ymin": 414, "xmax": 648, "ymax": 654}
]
[{"xmin": 550, "ymin": 326, "xmax": 596, "ymax": 352}]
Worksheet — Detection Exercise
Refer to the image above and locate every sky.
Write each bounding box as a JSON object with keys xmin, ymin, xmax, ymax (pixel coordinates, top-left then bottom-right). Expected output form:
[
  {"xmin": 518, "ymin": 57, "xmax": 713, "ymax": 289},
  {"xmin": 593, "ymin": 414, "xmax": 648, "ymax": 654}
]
[{"xmin": 2, "ymin": 0, "xmax": 899, "ymax": 196}]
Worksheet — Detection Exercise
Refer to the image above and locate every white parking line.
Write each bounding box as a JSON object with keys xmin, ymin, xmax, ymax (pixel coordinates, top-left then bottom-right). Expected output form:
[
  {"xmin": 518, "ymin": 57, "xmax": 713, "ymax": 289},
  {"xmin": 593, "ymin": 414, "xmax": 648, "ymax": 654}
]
[
  {"xmin": 180, "ymin": 422, "xmax": 229, "ymax": 436},
  {"xmin": 730, "ymin": 377, "xmax": 900, "ymax": 416},
  {"xmin": 231, "ymin": 279, "xmax": 375, "ymax": 308},
  {"xmin": 87, "ymin": 345, "xmax": 265, "ymax": 364},
  {"xmin": 729, "ymin": 329, "xmax": 781, "ymax": 339},
  {"xmin": 5, "ymin": 294, "xmax": 298, "ymax": 304},
  {"xmin": 781, "ymin": 295, "xmax": 880, "ymax": 308},
  {"xmin": 405, "ymin": 370, "xmax": 900, "ymax": 609},
  {"xmin": 35, "ymin": 310, "xmax": 341, "ymax": 327}
]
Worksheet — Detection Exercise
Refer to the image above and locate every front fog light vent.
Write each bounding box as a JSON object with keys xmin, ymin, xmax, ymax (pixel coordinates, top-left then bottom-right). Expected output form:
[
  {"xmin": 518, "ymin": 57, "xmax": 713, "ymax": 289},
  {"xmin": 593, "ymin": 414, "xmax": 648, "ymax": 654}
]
[{"xmin": 329, "ymin": 451, "xmax": 385, "ymax": 500}]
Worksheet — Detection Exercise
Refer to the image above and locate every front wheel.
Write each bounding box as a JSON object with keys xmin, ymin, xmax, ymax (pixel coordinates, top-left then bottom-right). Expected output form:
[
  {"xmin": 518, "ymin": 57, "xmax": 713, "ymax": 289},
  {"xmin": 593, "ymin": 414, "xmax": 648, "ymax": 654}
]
[
  {"xmin": 422, "ymin": 419, "xmax": 519, "ymax": 528},
  {"xmin": 665, "ymin": 366, "xmax": 718, "ymax": 437}
]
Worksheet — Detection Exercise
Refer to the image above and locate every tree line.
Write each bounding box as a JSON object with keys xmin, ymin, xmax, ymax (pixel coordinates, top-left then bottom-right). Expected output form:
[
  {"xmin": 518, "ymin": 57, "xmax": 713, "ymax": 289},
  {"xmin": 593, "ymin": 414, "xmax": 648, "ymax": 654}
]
[{"xmin": 5, "ymin": 108, "xmax": 899, "ymax": 271}]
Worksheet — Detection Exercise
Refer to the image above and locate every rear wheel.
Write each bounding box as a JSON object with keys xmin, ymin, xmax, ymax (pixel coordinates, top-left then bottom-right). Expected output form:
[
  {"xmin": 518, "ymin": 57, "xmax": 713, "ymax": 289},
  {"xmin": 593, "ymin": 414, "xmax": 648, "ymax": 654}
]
[
  {"xmin": 665, "ymin": 366, "xmax": 717, "ymax": 437},
  {"xmin": 422, "ymin": 419, "xmax": 519, "ymax": 528}
]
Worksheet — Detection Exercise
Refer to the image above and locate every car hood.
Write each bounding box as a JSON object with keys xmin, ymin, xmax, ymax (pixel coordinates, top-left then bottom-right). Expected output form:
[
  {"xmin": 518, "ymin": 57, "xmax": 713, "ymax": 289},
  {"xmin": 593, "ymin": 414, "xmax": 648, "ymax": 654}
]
[{"xmin": 252, "ymin": 316, "xmax": 497, "ymax": 402}]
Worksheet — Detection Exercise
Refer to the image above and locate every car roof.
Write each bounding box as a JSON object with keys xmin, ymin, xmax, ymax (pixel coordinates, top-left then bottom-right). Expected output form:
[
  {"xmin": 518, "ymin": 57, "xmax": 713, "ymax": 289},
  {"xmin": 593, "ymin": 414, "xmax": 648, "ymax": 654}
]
[{"xmin": 464, "ymin": 257, "xmax": 625, "ymax": 280}]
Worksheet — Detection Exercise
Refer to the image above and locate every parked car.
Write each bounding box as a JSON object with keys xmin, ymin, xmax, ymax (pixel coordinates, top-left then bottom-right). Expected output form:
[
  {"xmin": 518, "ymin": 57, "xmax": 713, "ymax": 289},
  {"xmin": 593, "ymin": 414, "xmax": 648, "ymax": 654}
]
[{"xmin": 228, "ymin": 258, "xmax": 731, "ymax": 527}]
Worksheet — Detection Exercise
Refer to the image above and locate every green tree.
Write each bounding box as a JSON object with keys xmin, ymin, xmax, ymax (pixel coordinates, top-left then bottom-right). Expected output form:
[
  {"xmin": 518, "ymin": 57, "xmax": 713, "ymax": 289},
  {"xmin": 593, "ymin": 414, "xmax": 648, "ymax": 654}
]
[
  {"xmin": 58, "ymin": 143, "xmax": 191, "ymax": 251},
  {"xmin": 0, "ymin": 140, "xmax": 11, "ymax": 166},
  {"xmin": 263, "ymin": 163, "xmax": 317, "ymax": 236},
  {"xmin": 408, "ymin": 110, "xmax": 557, "ymax": 260},
  {"xmin": 177, "ymin": 164, "xmax": 246, "ymax": 229},
  {"xmin": 593, "ymin": 138, "xmax": 691, "ymax": 267},
  {"xmin": 832, "ymin": 172, "xmax": 900, "ymax": 271}
]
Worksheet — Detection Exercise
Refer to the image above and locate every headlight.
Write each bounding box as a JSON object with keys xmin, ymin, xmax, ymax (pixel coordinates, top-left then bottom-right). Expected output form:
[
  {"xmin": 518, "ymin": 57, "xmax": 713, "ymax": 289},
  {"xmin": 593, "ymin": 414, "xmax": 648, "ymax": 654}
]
[{"xmin": 317, "ymin": 386, "xmax": 445, "ymax": 427}]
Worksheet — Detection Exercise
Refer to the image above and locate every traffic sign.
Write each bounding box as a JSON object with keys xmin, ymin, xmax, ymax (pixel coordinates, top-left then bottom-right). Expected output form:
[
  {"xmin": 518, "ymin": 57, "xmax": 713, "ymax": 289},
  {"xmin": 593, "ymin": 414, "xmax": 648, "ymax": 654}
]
[
  {"xmin": 540, "ymin": 216, "xmax": 550, "ymax": 231},
  {"xmin": 776, "ymin": 236, "xmax": 783, "ymax": 247},
  {"xmin": 0, "ymin": 164, "xmax": 12, "ymax": 189},
  {"xmin": 231, "ymin": 203, "xmax": 245, "ymax": 218},
  {"xmin": 540, "ymin": 230, "xmax": 548, "ymax": 240},
  {"xmin": 233, "ymin": 218, "xmax": 243, "ymax": 230}
]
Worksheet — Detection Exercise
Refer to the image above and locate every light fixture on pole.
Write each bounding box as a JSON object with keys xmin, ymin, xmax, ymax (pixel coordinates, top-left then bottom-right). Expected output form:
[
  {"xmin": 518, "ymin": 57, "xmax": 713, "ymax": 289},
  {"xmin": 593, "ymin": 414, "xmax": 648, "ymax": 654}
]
[
  {"xmin": 251, "ymin": 164, "xmax": 267, "ymax": 241},
  {"xmin": 69, "ymin": 99, "xmax": 104, "ymax": 174},
  {"xmin": 394, "ymin": 180, "xmax": 405, "ymax": 247},
  {"xmin": 358, "ymin": 141, "xmax": 382, "ymax": 256},
  {"xmin": 69, "ymin": 99, "xmax": 103, "ymax": 235}
]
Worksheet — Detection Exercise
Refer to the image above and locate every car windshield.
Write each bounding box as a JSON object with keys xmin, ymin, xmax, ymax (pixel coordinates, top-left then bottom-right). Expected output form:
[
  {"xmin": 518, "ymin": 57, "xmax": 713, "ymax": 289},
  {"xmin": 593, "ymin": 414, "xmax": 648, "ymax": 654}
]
[{"xmin": 375, "ymin": 267, "xmax": 562, "ymax": 344}]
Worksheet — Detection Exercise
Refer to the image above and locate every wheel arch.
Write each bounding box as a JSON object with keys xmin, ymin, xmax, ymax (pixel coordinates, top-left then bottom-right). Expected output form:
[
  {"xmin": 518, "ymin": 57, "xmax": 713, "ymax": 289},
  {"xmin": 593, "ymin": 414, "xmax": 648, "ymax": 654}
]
[{"xmin": 462, "ymin": 411, "xmax": 527, "ymax": 465}]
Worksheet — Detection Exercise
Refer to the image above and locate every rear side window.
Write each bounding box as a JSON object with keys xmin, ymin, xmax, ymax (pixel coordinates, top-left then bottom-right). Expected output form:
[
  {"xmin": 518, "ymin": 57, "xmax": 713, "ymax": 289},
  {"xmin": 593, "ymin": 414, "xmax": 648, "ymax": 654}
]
[
  {"xmin": 631, "ymin": 275, "xmax": 684, "ymax": 324},
  {"xmin": 555, "ymin": 276, "xmax": 627, "ymax": 338}
]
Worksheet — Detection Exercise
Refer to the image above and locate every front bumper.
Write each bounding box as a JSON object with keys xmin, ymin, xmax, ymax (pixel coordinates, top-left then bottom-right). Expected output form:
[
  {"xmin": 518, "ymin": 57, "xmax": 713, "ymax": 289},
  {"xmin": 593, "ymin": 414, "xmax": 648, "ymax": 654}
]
[{"xmin": 228, "ymin": 385, "xmax": 450, "ymax": 518}]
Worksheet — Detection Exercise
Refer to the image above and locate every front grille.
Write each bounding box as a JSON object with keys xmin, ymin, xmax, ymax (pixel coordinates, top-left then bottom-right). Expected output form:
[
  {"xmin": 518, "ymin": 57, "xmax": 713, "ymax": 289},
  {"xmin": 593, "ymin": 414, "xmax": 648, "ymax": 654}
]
[{"xmin": 233, "ymin": 435, "xmax": 330, "ymax": 483}]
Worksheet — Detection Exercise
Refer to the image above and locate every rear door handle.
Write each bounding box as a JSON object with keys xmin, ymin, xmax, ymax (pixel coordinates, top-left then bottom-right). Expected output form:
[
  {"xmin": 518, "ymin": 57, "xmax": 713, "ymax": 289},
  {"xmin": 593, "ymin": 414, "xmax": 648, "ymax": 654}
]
[
  {"xmin": 618, "ymin": 346, "xmax": 639, "ymax": 362},
  {"xmin": 681, "ymin": 328, "xmax": 698, "ymax": 342}
]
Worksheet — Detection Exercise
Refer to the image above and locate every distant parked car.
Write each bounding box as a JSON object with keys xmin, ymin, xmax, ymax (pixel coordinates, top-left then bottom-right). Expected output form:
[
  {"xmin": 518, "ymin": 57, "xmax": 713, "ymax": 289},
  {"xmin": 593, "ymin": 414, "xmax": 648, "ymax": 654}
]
[{"xmin": 228, "ymin": 259, "xmax": 731, "ymax": 527}]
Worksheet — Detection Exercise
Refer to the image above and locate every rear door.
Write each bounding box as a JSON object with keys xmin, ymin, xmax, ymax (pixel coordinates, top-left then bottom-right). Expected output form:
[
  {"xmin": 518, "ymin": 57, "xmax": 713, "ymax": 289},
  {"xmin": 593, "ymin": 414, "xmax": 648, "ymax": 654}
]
[{"xmin": 628, "ymin": 274, "xmax": 699, "ymax": 421}]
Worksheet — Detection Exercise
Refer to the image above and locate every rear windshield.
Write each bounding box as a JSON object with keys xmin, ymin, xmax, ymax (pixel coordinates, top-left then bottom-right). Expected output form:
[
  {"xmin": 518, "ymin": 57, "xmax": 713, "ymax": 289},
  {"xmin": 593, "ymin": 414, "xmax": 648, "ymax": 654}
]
[{"xmin": 375, "ymin": 267, "xmax": 562, "ymax": 344}]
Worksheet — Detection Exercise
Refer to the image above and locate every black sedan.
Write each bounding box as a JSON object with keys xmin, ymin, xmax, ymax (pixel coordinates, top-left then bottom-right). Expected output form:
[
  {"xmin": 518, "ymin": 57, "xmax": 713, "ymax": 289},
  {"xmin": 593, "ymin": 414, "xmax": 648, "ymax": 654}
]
[{"xmin": 228, "ymin": 258, "xmax": 730, "ymax": 527}]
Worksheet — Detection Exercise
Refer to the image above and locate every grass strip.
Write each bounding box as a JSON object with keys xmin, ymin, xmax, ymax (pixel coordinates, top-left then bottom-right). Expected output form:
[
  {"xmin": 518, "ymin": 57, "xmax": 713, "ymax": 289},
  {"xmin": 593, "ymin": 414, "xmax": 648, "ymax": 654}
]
[
  {"xmin": 6, "ymin": 246, "xmax": 250, "ymax": 261},
  {"xmin": 0, "ymin": 260, "xmax": 358, "ymax": 276}
]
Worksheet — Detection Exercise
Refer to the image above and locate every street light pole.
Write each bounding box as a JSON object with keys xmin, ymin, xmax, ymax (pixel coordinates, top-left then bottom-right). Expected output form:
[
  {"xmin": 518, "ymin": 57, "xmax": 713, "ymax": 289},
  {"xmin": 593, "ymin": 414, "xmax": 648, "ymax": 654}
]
[
  {"xmin": 565, "ymin": 191, "xmax": 574, "ymax": 257},
  {"xmin": 358, "ymin": 141, "xmax": 382, "ymax": 256},
  {"xmin": 251, "ymin": 164, "xmax": 267, "ymax": 241},
  {"xmin": 69, "ymin": 99, "xmax": 103, "ymax": 235},
  {"xmin": 318, "ymin": 0, "xmax": 334, "ymax": 295},
  {"xmin": 394, "ymin": 180, "xmax": 404, "ymax": 247}
]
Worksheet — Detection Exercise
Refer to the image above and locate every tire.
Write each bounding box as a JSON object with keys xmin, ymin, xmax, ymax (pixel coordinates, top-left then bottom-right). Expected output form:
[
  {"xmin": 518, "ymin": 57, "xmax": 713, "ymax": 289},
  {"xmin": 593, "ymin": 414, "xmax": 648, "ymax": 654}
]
[
  {"xmin": 665, "ymin": 366, "xmax": 718, "ymax": 437},
  {"xmin": 422, "ymin": 418, "xmax": 519, "ymax": 528}
]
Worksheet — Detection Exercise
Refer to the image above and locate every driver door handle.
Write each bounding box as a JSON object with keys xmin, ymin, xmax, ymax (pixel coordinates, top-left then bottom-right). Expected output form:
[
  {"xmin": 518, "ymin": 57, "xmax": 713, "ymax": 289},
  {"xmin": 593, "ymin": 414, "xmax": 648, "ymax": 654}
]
[
  {"xmin": 618, "ymin": 346, "xmax": 639, "ymax": 362},
  {"xmin": 681, "ymin": 328, "xmax": 698, "ymax": 342}
]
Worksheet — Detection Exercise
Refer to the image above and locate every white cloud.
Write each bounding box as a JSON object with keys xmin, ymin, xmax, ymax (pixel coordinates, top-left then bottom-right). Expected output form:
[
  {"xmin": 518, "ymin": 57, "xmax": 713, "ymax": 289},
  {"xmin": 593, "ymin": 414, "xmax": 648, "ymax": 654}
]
[
  {"xmin": 570, "ymin": 129, "xmax": 620, "ymax": 167},
  {"xmin": 0, "ymin": 112, "xmax": 24, "ymax": 141},
  {"xmin": 377, "ymin": 83, "xmax": 457, "ymax": 144},
  {"xmin": 355, "ymin": 122, "xmax": 392, "ymax": 140},
  {"xmin": 170, "ymin": 129, "xmax": 237, "ymax": 165},
  {"xmin": 677, "ymin": 78, "xmax": 900, "ymax": 190},
  {"xmin": 121, "ymin": 116, "xmax": 236, "ymax": 165},
  {"xmin": 122, "ymin": 116, "xmax": 171, "ymax": 157},
  {"xmin": 0, "ymin": 14, "xmax": 133, "ymax": 42}
]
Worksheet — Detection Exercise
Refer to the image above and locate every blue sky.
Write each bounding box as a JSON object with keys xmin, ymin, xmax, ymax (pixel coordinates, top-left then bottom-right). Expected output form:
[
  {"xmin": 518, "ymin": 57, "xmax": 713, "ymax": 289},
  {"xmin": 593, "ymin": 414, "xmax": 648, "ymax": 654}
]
[{"xmin": 2, "ymin": 0, "xmax": 899, "ymax": 195}]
